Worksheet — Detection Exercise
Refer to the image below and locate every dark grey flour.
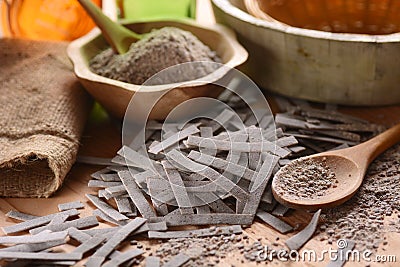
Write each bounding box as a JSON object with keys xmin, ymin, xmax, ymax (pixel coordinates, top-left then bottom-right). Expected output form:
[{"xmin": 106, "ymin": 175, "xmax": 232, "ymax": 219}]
[
  {"xmin": 274, "ymin": 158, "xmax": 337, "ymax": 199},
  {"xmin": 153, "ymin": 235, "xmax": 291, "ymax": 266},
  {"xmin": 90, "ymin": 27, "xmax": 221, "ymax": 85},
  {"xmin": 318, "ymin": 144, "xmax": 400, "ymax": 252}
]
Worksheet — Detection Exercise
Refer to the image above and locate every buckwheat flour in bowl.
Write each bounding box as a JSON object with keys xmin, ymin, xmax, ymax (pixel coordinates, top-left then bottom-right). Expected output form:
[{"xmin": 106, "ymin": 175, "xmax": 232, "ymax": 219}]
[{"xmin": 89, "ymin": 27, "xmax": 222, "ymax": 85}]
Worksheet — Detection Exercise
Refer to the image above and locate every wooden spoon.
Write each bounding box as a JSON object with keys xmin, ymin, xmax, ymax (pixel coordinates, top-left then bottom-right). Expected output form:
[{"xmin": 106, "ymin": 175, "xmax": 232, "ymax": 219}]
[
  {"xmin": 78, "ymin": 0, "xmax": 142, "ymax": 54},
  {"xmin": 272, "ymin": 122, "xmax": 400, "ymax": 210}
]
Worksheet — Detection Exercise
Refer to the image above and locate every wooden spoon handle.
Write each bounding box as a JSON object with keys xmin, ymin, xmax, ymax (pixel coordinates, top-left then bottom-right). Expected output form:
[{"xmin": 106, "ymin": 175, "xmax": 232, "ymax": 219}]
[
  {"xmin": 353, "ymin": 122, "xmax": 400, "ymax": 166},
  {"xmin": 78, "ymin": 0, "xmax": 140, "ymax": 54}
]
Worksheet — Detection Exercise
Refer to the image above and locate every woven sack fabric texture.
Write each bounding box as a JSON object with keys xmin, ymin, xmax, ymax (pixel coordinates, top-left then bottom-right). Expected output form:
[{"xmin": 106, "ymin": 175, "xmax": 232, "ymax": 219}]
[{"xmin": 0, "ymin": 39, "xmax": 92, "ymax": 197}]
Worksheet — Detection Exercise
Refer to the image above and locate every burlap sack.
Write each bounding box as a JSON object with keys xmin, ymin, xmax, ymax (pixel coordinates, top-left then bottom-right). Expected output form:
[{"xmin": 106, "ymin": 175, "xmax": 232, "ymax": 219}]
[{"xmin": 0, "ymin": 38, "xmax": 92, "ymax": 197}]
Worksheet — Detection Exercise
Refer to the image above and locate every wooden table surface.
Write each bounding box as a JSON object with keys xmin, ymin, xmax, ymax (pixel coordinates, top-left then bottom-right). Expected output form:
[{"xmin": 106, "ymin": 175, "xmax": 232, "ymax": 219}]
[{"xmin": 1, "ymin": 99, "xmax": 400, "ymax": 267}]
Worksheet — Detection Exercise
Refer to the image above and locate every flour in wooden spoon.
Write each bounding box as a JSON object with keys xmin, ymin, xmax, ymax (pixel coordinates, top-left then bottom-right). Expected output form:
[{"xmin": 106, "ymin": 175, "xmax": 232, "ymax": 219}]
[
  {"xmin": 319, "ymin": 144, "xmax": 400, "ymax": 252},
  {"xmin": 274, "ymin": 157, "xmax": 337, "ymax": 200}
]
